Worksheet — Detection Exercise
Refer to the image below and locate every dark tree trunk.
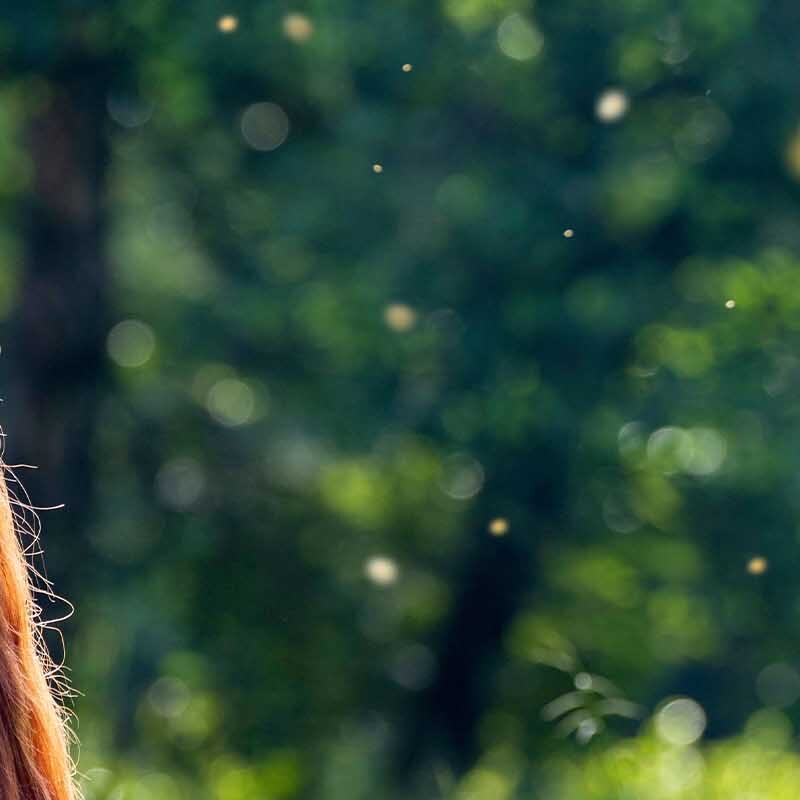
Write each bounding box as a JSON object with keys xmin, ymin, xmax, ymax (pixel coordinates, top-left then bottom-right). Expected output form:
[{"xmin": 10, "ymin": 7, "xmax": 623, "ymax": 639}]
[
  {"xmin": 396, "ymin": 517, "xmax": 535, "ymax": 781},
  {"xmin": 5, "ymin": 57, "xmax": 111, "ymax": 579},
  {"xmin": 397, "ymin": 439, "xmax": 566, "ymax": 784}
]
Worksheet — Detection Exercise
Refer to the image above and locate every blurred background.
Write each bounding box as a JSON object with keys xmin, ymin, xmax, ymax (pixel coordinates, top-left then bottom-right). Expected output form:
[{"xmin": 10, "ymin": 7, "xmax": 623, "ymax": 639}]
[{"xmin": 2, "ymin": 0, "xmax": 800, "ymax": 797}]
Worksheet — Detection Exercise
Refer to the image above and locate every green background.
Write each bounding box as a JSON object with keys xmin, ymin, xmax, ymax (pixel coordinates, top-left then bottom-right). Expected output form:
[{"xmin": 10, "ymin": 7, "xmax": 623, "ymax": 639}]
[{"xmin": 1, "ymin": 0, "xmax": 800, "ymax": 797}]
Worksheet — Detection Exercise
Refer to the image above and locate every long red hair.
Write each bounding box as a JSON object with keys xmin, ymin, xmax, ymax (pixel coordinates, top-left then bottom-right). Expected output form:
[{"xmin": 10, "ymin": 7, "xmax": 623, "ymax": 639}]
[{"xmin": 0, "ymin": 464, "xmax": 75, "ymax": 800}]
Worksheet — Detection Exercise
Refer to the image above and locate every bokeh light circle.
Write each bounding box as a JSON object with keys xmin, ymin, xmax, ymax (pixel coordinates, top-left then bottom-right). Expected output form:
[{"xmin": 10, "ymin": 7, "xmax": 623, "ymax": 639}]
[
  {"xmin": 655, "ymin": 698, "xmax": 707, "ymax": 746},
  {"xmin": 107, "ymin": 320, "xmax": 156, "ymax": 368},
  {"xmin": 241, "ymin": 102, "xmax": 290, "ymax": 151}
]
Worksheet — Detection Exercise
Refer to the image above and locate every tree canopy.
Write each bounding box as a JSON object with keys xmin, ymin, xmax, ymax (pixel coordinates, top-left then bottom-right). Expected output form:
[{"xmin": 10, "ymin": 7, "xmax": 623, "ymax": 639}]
[{"xmin": 1, "ymin": 1, "xmax": 800, "ymax": 798}]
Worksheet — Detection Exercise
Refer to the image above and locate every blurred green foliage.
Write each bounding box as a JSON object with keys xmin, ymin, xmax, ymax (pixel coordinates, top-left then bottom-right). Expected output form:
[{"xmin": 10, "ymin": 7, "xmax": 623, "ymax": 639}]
[{"xmin": 2, "ymin": 0, "xmax": 800, "ymax": 797}]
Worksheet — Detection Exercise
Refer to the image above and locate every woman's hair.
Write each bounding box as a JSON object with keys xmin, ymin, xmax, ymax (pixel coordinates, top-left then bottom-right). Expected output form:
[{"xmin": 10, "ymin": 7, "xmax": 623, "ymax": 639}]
[{"xmin": 0, "ymin": 463, "xmax": 75, "ymax": 800}]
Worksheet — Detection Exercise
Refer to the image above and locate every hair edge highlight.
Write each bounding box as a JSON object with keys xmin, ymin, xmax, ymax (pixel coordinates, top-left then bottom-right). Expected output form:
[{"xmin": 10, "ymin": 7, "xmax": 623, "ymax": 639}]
[{"xmin": 0, "ymin": 460, "xmax": 77, "ymax": 800}]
